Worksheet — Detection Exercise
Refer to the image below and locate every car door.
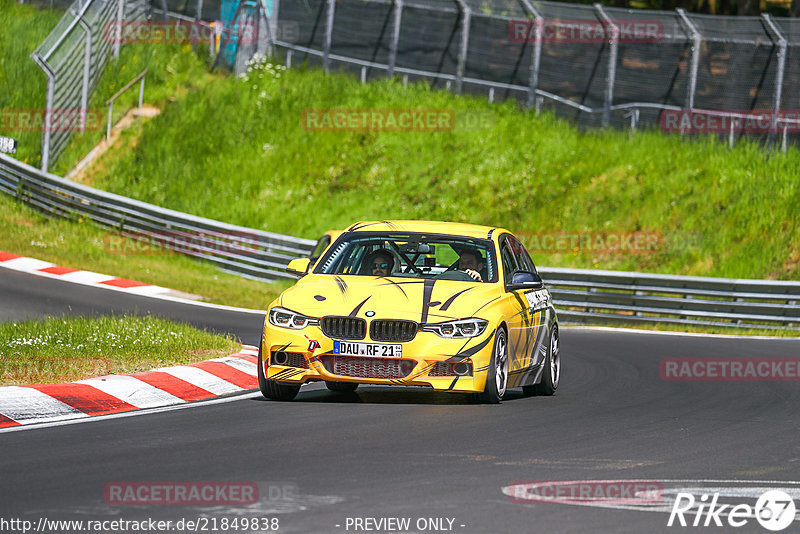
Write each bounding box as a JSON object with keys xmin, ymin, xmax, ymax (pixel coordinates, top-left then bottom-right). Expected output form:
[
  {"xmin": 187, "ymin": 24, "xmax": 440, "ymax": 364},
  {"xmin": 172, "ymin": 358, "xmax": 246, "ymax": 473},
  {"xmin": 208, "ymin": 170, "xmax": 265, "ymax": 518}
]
[
  {"xmin": 501, "ymin": 234, "xmax": 548, "ymax": 386},
  {"xmin": 498, "ymin": 234, "xmax": 530, "ymax": 380},
  {"xmin": 510, "ymin": 236, "xmax": 549, "ymax": 373}
]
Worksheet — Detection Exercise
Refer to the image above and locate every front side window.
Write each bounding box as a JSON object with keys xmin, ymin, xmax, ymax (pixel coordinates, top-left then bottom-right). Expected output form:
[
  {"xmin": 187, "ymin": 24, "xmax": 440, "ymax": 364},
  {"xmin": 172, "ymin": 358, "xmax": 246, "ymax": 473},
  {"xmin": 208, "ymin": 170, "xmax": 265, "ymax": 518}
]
[
  {"xmin": 315, "ymin": 232, "xmax": 498, "ymax": 283},
  {"xmin": 508, "ymin": 235, "xmax": 538, "ymax": 274}
]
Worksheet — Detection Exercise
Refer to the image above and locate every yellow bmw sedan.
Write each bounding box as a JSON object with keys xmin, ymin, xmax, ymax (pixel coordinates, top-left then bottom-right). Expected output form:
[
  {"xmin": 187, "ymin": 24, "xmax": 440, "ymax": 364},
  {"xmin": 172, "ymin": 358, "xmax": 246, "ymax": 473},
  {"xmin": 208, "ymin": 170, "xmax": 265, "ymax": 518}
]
[{"xmin": 258, "ymin": 220, "xmax": 560, "ymax": 403}]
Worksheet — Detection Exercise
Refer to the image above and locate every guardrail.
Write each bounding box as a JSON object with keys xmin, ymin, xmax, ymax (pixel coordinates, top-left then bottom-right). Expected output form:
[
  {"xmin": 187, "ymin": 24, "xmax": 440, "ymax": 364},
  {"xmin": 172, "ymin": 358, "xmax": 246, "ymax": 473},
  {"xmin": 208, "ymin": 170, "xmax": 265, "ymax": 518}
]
[
  {"xmin": 2, "ymin": 152, "xmax": 798, "ymax": 330},
  {"xmin": 539, "ymin": 267, "xmax": 800, "ymax": 331},
  {"xmin": 0, "ymin": 153, "xmax": 316, "ymax": 280}
]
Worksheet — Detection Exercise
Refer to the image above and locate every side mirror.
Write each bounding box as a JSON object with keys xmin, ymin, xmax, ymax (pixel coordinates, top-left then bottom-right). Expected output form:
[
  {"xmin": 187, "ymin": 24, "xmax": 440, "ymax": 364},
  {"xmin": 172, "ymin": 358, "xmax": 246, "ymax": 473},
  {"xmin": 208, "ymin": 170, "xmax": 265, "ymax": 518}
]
[
  {"xmin": 507, "ymin": 270, "xmax": 543, "ymax": 291},
  {"xmin": 286, "ymin": 258, "xmax": 311, "ymax": 277}
]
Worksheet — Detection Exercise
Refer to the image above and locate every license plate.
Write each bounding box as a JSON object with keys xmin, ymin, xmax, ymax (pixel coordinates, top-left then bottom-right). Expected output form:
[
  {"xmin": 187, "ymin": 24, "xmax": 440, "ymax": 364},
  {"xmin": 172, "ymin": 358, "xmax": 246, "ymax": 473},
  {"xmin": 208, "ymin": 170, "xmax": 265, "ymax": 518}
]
[{"xmin": 333, "ymin": 340, "xmax": 402, "ymax": 358}]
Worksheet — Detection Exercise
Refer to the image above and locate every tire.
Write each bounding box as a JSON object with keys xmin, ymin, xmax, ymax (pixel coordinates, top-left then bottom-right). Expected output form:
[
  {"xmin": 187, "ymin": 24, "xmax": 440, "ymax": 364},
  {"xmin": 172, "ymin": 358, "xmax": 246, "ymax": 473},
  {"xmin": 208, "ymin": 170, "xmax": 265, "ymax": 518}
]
[
  {"xmin": 525, "ymin": 327, "xmax": 560, "ymax": 396},
  {"xmin": 258, "ymin": 338, "xmax": 301, "ymax": 401},
  {"xmin": 478, "ymin": 327, "xmax": 509, "ymax": 404},
  {"xmin": 325, "ymin": 381, "xmax": 359, "ymax": 393}
]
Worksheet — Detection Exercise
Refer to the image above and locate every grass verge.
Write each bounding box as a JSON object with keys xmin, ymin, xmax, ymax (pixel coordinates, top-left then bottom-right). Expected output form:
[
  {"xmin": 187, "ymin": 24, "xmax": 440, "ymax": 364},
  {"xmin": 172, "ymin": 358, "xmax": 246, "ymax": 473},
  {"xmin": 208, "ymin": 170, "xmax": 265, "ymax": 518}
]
[
  {"xmin": 0, "ymin": 315, "xmax": 241, "ymax": 385},
  {"xmin": 0, "ymin": 193, "xmax": 292, "ymax": 309}
]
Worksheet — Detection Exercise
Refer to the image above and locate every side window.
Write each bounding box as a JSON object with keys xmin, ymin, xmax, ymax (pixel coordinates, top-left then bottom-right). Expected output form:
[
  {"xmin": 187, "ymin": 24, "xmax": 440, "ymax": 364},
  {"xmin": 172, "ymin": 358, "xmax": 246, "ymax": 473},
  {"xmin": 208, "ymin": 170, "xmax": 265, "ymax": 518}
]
[
  {"xmin": 509, "ymin": 236, "xmax": 537, "ymax": 274},
  {"xmin": 310, "ymin": 234, "xmax": 331, "ymax": 260},
  {"xmin": 499, "ymin": 238, "xmax": 517, "ymax": 283}
]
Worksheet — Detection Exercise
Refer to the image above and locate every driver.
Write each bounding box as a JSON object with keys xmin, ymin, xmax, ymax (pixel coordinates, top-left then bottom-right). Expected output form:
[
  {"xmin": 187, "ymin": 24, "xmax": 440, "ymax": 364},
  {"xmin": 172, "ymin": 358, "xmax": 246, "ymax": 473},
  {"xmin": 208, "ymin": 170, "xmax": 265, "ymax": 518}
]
[
  {"xmin": 365, "ymin": 249, "xmax": 395, "ymax": 277},
  {"xmin": 458, "ymin": 248, "xmax": 485, "ymax": 282}
]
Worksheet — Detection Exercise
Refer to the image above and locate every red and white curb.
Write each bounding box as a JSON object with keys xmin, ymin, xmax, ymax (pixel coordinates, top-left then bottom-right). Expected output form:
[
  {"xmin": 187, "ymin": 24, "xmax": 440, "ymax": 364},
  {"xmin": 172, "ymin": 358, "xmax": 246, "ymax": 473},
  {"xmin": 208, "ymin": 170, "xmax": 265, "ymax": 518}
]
[
  {"xmin": 0, "ymin": 251, "xmax": 200, "ymax": 299},
  {"xmin": 0, "ymin": 345, "xmax": 260, "ymax": 429}
]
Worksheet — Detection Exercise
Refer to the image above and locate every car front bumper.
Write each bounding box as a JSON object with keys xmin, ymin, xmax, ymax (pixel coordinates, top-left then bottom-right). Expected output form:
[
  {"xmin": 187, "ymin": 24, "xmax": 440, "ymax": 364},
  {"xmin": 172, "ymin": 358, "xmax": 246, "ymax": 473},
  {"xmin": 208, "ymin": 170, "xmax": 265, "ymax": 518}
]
[{"xmin": 261, "ymin": 322, "xmax": 496, "ymax": 393}]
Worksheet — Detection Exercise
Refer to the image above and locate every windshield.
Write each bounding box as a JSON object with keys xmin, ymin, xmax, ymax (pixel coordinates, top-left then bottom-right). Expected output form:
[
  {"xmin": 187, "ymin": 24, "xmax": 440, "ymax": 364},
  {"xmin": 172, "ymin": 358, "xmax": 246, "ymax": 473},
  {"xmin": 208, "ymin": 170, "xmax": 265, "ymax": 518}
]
[{"xmin": 314, "ymin": 232, "xmax": 498, "ymax": 283}]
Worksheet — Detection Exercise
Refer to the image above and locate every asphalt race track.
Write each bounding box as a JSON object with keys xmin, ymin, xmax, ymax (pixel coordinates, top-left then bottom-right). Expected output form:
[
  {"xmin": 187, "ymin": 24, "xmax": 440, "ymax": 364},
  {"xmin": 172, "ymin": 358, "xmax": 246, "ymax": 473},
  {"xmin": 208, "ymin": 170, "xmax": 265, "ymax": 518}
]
[{"xmin": 2, "ymin": 268, "xmax": 800, "ymax": 534}]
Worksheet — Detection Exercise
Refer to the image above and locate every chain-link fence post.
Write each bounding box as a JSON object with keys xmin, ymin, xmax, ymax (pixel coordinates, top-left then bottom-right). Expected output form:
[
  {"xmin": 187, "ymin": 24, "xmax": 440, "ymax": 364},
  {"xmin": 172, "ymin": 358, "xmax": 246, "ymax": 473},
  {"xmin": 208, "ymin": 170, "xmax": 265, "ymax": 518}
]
[
  {"xmin": 453, "ymin": 0, "xmax": 470, "ymax": 94},
  {"xmin": 37, "ymin": 65, "xmax": 55, "ymax": 172},
  {"xmin": 519, "ymin": 0, "xmax": 542, "ymax": 109},
  {"xmin": 594, "ymin": 4, "xmax": 617, "ymax": 127},
  {"xmin": 676, "ymin": 9, "xmax": 700, "ymax": 111},
  {"xmin": 762, "ymin": 14, "xmax": 786, "ymax": 145},
  {"xmin": 268, "ymin": 0, "xmax": 279, "ymax": 56},
  {"xmin": 77, "ymin": 15, "xmax": 91, "ymax": 133},
  {"xmin": 114, "ymin": 0, "xmax": 124, "ymax": 57},
  {"xmin": 323, "ymin": 0, "xmax": 335, "ymax": 71},
  {"xmin": 387, "ymin": 0, "xmax": 403, "ymax": 79}
]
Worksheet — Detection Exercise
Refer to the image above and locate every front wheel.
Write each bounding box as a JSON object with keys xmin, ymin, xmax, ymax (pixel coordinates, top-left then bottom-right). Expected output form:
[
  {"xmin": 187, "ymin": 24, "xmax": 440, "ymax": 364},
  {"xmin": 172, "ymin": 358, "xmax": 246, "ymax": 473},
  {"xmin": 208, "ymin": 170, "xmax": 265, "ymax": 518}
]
[
  {"xmin": 478, "ymin": 328, "xmax": 508, "ymax": 404},
  {"xmin": 258, "ymin": 339, "xmax": 300, "ymax": 401},
  {"xmin": 525, "ymin": 327, "xmax": 560, "ymax": 396}
]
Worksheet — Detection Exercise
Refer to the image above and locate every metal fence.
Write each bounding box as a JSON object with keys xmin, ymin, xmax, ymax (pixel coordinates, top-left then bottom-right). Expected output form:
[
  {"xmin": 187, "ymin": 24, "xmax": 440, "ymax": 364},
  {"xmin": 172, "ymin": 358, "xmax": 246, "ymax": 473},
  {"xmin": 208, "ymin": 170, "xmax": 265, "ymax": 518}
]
[
  {"xmin": 2, "ymin": 152, "xmax": 798, "ymax": 329},
  {"xmin": 31, "ymin": 0, "xmax": 148, "ymax": 172},
  {"xmin": 242, "ymin": 0, "xmax": 800, "ymax": 148}
]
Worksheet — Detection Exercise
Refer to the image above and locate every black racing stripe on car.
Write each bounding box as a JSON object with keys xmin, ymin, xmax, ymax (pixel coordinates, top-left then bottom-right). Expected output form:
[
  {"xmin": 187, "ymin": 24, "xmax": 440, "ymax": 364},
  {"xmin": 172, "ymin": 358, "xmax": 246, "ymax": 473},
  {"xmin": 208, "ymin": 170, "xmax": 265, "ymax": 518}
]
[
  {"xmin": 270, "ymin": 369, "xmax": 295, "ymax": 381},
  {"xmin": 471, "ymin": 296, "xmax": 501, "ymax": 316},
  {"xmin": 419, "ymin": 278, "xmax": 436, "ymax": 324},
  {"xmin": 333, "ymin": 275, "xmax": 348, "ymax": 297},
  {"xmin": 446, "ymin": 376, "xmax": 460, "ymax": 390},
  {"xmin": 314, "ymin": 295, "xmax": 326, "ymax": 301},
  {"xmin": 487, "ymin": 228, "xmax": 495, "ymax": 239},
  {"xmin": 379, "ymin": 278, "xmax": 409, "ymax": 298},
  {"xmin": 452, "ymin": 337, "xmax": 471, "ymax": 359},
  {"xmin": 349, "ymin": 222, "xmax": 386, "ymax": 232},
  {"xmin": 512, "ymin": 292, "xmax": 528, "ymax": 317},
  {"xmin": 429, "ymin": 301, "xmax": 441, "ymax": 307},
  {"xmin": 528, "ymin": 313, "xmax": 547, "ymax": 363},
  {"xmin": 454, "ymin": 328, "xmax": 497, "ymax": 358},
  {"xmin": 425, "ymin": 313, "xmax": 460, "ymax": 321},
  {"xmin": 475, "ymin": 365, "xmax": 490, "ymax": 372},
  {"xmin": 518, "ymin": 362, "xmax": 540, "ymax": 387},
  {"xmin": 276, "ymin": 343, "xmax": 292, "ymax": 352},
  {"xmin": 349, "ymin": 296, "xmax": 371, "ymax": 317},
  {"xmin": 439, "ymin": 287, "xmax": 474, "ymax": 312},
  {"xmin": 510, "ymin": 293, "xmax": 532, "ymax": 358},
  {"xmin": 420, "ymin": 279, "xmax": 437, "ymax": 324},
  {"xmin": 382, "ymin": 220, "xmax": 400, "ymax": 230}
]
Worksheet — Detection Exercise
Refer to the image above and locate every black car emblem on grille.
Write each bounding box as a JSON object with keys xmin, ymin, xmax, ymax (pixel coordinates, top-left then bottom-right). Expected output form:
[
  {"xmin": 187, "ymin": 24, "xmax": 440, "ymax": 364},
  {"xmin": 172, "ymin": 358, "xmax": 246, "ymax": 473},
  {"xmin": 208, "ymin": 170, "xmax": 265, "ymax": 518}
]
[{"xmin": 365, "ymin": 311, "xmax": 375, "ymax": 317}]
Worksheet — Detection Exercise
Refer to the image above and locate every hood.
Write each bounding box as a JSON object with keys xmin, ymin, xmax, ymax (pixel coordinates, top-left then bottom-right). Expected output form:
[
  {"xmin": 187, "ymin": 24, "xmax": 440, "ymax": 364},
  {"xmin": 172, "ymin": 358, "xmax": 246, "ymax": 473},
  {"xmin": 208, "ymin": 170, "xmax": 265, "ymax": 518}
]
[{"xmin": 278, "ymin": 274, "xmax": 501, "ymax": 323}]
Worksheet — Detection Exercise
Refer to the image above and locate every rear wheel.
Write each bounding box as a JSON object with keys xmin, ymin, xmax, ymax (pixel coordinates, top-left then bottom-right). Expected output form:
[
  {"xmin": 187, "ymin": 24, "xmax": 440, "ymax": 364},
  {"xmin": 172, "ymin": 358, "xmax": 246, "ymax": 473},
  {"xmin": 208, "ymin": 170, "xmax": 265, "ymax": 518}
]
[
  {"xmin": 478, "ymin": 328, "xmax": 508, "ymax": 404},
  {"xmin": 525, "ymin": 327, "xmax": 560, "ymax": 396},
  {"xmin": 258, "ymin": 339, "xmax": 301, "ymax": 401},
  {"xmin": 325, "ymin": 381, "xmax": 359, "ymax": 393}
]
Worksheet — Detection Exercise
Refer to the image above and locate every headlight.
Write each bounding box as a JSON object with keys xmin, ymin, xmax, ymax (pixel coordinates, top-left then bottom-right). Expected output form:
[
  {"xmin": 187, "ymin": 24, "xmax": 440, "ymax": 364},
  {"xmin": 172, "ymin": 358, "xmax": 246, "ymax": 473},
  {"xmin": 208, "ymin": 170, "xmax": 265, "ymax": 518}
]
[
  {"xmin": 268, "ymin": 307, "xmax": 318, "ymax": 329},
  {"xmin": 422, "ymin": 318, "xmax": 489, "ymax": 338}
]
